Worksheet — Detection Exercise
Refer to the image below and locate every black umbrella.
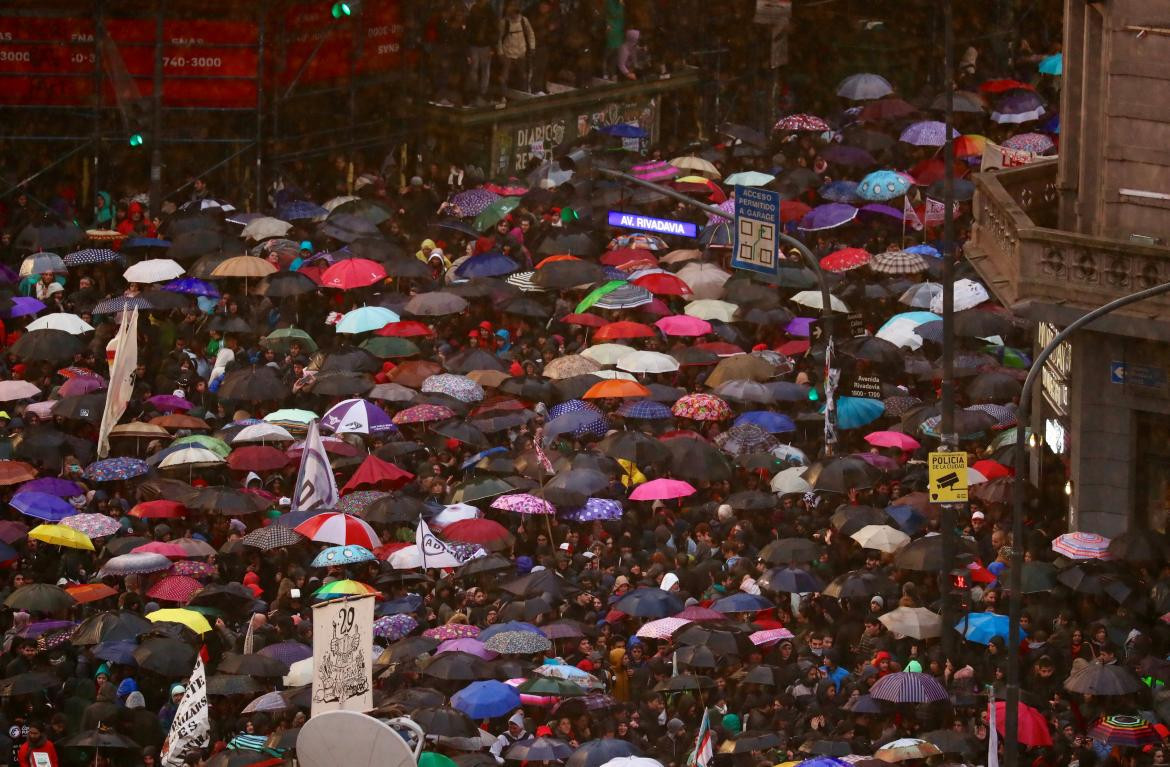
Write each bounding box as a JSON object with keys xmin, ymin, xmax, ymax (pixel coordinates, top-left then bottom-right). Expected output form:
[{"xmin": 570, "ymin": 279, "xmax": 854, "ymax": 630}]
[
  {"xmin": 1064, "ymin": 662, "xmax": 1142, "ymax": 695},
  {"xmin": 377, "ymin": 637, "xmax": 440, "ymax": 666},
  {"xmin": 132, "ymin": 637, "xmax": 196, "ymax": 676},
  {"xmin": 920, "ymin": 730, "xmax": 973, "ymax": 755},
  {"xmin": 566, "ymin": 739, "xmax": 642, "ymax": 767},
  {"xmin": 188, "ymin": 582, "xmax": 262, "ymax": 612},
  {"xmin": 17, "ymin": 426, "xmax": 93, "ymax": 470},
  {"xmin": 207, "ymin": 674, "xmax": 265, "ymax": 696},
  {"xmin": 665, "ymin": 438, "xmax": 732, "ymax": 482},
  {"xmin": 473, "ymin": 411, "xmax": 535, "ymax": 434},
  {"xmin": 728, "ymin": 732, "xmax": 784, "ymax": 753},
  {"xmin": 364, "ymin": 493, "xmax": 429, "ymax": 525},
  {"xmin": 726, "ymin": 490, "xmax": 777, "ymax": 512},
  {"xmin": 498, "ymin": 597, "xmax": 554, "ymax": 621},
  {"xmin": 613, "ymin": 588, "xmax": 683, "ymax": 618},
  {"xmin": 184, "ymin": 486, "xmax": 268, "ymax": 514},
  {"xmin": 598, "ymin": 431, "xmax": 670, "ymax": 465},
  {"xmin": 829, "ymin": 504, "xmax": 890, "ymax": 536},
  {"xmin": 758, "ymin": 538, "xmax": 823, "ymax": 565},
  {"xmin": 421, "ymin": 651, "xmax": 493, "ymax": 681},
  {"xmin": 306, "ymin": 370, "xmax": 375, "ymax": 397},
  {"xmin": 532, "ymin": 261, "xmax": 607, "ymax": 290},
  {"xmin": 5, "ymin": 583, "xmax": 73, "ymax": 612},
  {"xmin": 60, "ymin": 730, "xmax": 142, "ymax": 750},
  {"xmin": 434, "ymin": 420, "xmax": 489, "ymax": 449},
  {"xmin": 758, "ymin": 567, "xmax": 824, "ymax": 593},
  {"xmin": 490, "ymin": 658, "xmax": 536, "ymax": 680},
  {"xmin": 320, "ymin": 213, "xmax": 380, "ymax": 242},
  {"xmin": 1108, "ymin": 531, "xmax": 1170, "ymax": 562},
  {"xmin": 506, "ymin": 738, "xmax": 574, "ymax": 762},
  {"xmin": 319, "ymin": 348, "xmax": 382, "ymax": 374},
  {"xmin": 894, "ymin": 535, "xmax": 976, "ymax": 571},
  {"xmin": 552, "ymin": 374, "xmax": 604, "ymax": 402},
  {"xmin": 802, "ymin": 457, "xmax": 881, "ymax": 493},
  {"xmin": 386, "ymin": 687, "xmax": 446, "ymax": 709},
  {"xmin": 383, "ymin": 258, "xmax": 434, "ymax": 279},
  {"xmin": 11, "ymin": 330, "xmax": 83, "ymax": 363},
  {"xmin": 412, "ymin": 706, "xmax": 479, "ymax": 736},
  {"xmin": 502, "ymin": 297, "xmax": 551, "ymax": 318},
  {"xmin": 822, "ymin": 569, "xmax": 899, "ymax": 600},
  {"xmin": 501, "ymin": 569, "xmax": 576, "ymax": 599},
  {"xmin": 218, "ymin": 366, "xmax": 289, "ymax": 402},
  {"xmin": 498, "ymin": 376, "xmax": 557, "ymax": 401},
  {"xmin": 446, "ymin": 349, "xmax": 507, "ymax": 374},
  {"xmin": 449, "ymin": 477, "xmax": 514, "ymax": 505},
  {"xmin": 256, "ymin": 271, "xmax": 318, "ymax": 297},
  {"xmin": 455, "ymin": 553, "xmax": 514, "ymax": 579},
  {"xmin": 536, "ymin": 230, "xmax": 598, "ymax": 257},
  {"xmin": 15, "ymin": 219, "xmax": 83, "ymax": 251},
  {"xmin": 218, "ymin": 651, "xmax": 288, "ymax": 677},
  {"xmin": 839, "ymin": 335, "xmax": 905, "ymax": 372},
  {"xmin": 742, "ymin": 664, "xmax": 785, "ymax": 686},
  {"xmin": 653, "ymin": 674, "xmax": 716, "ymax": 692},
  {"xmin": 0, "ymin": 671, "xmax": 58, "ymax": 697},
  {"xmin": 207, "ymin": 315, "xmax": 253, "ymax": 334},
  {"xmin": 167, "ymin": 229, "xmax": 224, "ymax": 260},
  {"xmin": 675, "ymin": 626, "xmax": 749, "ymax": 655},
  {"xmin": 71, "ymin": 610, "xmax": 153, "ymax": 645},
  {"xmin": 544, "ymin": 468, "xmax": 609, "ymax": 506}
]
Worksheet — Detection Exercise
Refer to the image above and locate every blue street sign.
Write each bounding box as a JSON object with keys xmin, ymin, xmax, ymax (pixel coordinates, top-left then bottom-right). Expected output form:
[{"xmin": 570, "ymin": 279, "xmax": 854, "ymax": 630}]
[
  {"xmin": 731, "ymin": 185, "xmax": 782, "ymax": 276},
  {"xmin": 606, "ymin": 210, "xmax": 698, "ymax": 238}
]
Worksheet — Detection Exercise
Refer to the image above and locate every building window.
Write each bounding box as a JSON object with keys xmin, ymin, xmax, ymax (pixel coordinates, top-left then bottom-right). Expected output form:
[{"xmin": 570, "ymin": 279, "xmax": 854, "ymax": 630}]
[{"xmin": 1135, "ymin": 411, "xmax": 1170, "ymax": 533}]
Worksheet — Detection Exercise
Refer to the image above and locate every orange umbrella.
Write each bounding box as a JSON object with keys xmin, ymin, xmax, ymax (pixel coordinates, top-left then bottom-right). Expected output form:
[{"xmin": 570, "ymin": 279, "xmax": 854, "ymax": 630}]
[
  {"xmin": 0, "ymin": 461, "xmax": 37, "ymax": 485},
  {"xmin": 594, "ymin": 321, "xmax": 656, "ymax": 341},
  {"xmin": 66, "ymin": 583, "xmax": 118, "ymax": 604},
  {"xmin": 150, "ymin": 414, "xmax": 210, "ymax": 431},
  {"xmin": 954, "ymin": 134, "xmax": 988, "ymax": 158},
  {"xmin": 534, "ymin": 254, "xmax": 580, "ymax": 268},
  {"xmin": 582, "ymin": 379, "xmax": 651, "ymax": 399}
]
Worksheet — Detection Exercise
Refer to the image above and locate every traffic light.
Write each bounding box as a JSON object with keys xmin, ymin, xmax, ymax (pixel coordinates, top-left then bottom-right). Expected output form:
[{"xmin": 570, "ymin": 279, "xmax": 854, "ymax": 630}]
[
  {"xmin": 331, "ymin": 1, "xmax": 352, "ymax": 17},
  {"xmin": 128, "ymin": 133, "xmax": 145, "ymax": 148},
  {"xmin": 807, "ymin": 386, "xmax": 820, "ymax": 402}
]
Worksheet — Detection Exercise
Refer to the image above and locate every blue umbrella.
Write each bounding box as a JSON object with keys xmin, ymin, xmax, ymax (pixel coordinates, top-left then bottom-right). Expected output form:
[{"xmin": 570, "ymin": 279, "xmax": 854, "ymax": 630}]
[
  {"xmin": 93, "ymin": 640, "xmax": 139, "ymax": 666},
  {"xmin": 122, "ymin": 237, "xmax": 171, "ymax": 250},
  {"xmin": 599, "ymin": 123, "xmax": 647, "ymax": 139},
  {"xmin": 480, "ymin": 621, "xmax": 546, "ymax": 641},
  {"xmin": 617, "ymin": 400, "xmax": 672, "ymax": 420},
  {"xmin": 451, "ymin": 680, "xmax": 522, "ymax": 719},
  {"xmin": 456, "ymin": 251, "xmax": 519, "ymax": 279},
  {"xmin": 734, "ymin": 411, "xmax": 796, "ymax": 434},
  {"xmin": 277, "ymin": 201, "xmax": 329, "ymax": 221},
  {"xmin": 818, "ymin": 180, "xmax": 860, "ymax": 203},
  {"xmin": 560, "ymin": 498, "xmax": 623, "ymax": 523},
  {"xmin": 5, "ymin": 298, "xmax": 45, "ymax": 318},
  {"xmin": 0, "ymin": 542, "xmax": 16, "ymax": 561},
  {"xmin": 544, "ymin": 410, "xmax": 609, "ymax": 442},
  {"xmin": 162, "ymin": 278, "xmax": 220, "ymax": 298},
  {"xmin": 826, "ymin": 397, "xmax": 885, "ymax": 430},
  {"xmin": 856, "ymin": 171, "xmax": 912, "ymax": 202},
  {"xmin": 376, "ymin": 594, "xmax": 425, "ymax": 618},
  {"xmin": 311, "ymin": 545, "xmax": 376, "ymax": 568},
  {"xmin": 461, "ymin": 446, "xmax": 508, "ymax": 471},
  {"xmin": 712, "ymin": 592, "xmax": 774, "ymax": 613},
  {"xmin": 886, "ymin": 504, "xmax": 926, "ymax": 535},
  {"xmin": 905, "ymin": 244, "xmax": 941, "ymax": 259},
  {"xmin": 20, "ymin": 478, "xmax": 84, "ymax": 497},
  {"xmin": 1038, "ymin": 54, "xmax": 1062, "ymax": 76},
  {"xmin": 10, "ymin": 491, "xmax": 75, "ymax": 522},
  {"xmin": 955, "ymin": 612, "xmax": 1021, "ymax": 644}
]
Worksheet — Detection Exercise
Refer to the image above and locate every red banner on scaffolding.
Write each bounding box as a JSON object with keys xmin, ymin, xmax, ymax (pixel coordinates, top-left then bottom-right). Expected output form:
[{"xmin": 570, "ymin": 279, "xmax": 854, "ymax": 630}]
[{"xmin": 278, "ymin": 0, "xmax": 404, "ymax": 86}]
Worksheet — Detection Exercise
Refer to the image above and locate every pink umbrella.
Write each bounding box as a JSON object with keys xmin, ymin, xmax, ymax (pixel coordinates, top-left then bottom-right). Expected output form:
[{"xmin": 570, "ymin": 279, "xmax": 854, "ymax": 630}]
[
  {"xmin": 636, "ymin": 616, "xmax": 692, "ymax": 640},
  {"xmin": 629, "ymin": 478, "xmax": 696, "ymax": 501},
  {"xmin": 491, "ymin": 493, "xmax": 556, "ymax": 515},
  {"xmin": 864, "ymin": 431, "xmax": 921, "ymax": 451},
  {"xmin": 437, "ymin": 637, "xmax": 498, "ymax": 659},
  {"xmin": 674, "ymin": 605, "xmax": 727, "ymax": 622},
  {"xmin": 422, "ymin": 624, "xmax": 481, "ymax": 640},
  {"xmin": 655, "ymin": 315, "xmax": 713, "ymax": 337},
  {"xmin": 504, "ymin": 677, "xmax": 556, "ymax": 707},
  {"xmin": 750, "ymin": 627, "xmax": 796, "ymax": 646},
  {"xmin": 132, "ymin": 541, "xmax": 189, "ymax": 558}
]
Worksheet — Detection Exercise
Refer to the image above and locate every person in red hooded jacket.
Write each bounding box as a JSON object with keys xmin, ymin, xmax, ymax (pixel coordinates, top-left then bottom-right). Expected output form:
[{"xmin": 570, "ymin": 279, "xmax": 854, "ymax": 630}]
[{"xmin": 116, "ymin": 201, "xmax": 158, "ymax": 239}]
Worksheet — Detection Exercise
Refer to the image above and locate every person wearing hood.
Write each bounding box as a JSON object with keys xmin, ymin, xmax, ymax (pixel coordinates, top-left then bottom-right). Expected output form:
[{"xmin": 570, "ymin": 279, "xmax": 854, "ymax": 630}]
[
  {"xmin": 489, "ymin": 711, "xmax": 528, "ymax": 764},
  {"xmin": 92, "ymin": 191, "xmax": 114, "ymax": 229},
  {"xmin": 82, "ymin": 681, "xmax": 120, "ymax": 731},
  {"xmin": 120, "ymin": 691, "xmax": 163, "ymax": 748}
]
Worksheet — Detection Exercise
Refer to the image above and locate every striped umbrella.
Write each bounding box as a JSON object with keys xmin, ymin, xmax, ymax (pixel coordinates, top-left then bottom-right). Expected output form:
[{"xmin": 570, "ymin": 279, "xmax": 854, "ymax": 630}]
[
  {"xmin": 1088, "ymin": 715, "xmax": 1161, "ymax": 747},
  {"xmin": 869, "ymin": 671, "xmax": 949, "ymax": 703},
  {"xmin": 294, "ymin": 512, "xmax": 379, "ymax": 549},
  {"xmin": 1052, "ymin": 532, "xmax": 1112, "ymax": 560}
]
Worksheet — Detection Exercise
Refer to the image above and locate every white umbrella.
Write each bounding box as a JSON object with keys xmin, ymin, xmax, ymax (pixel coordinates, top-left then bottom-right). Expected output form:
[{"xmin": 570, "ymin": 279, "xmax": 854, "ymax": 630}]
[
  {"xmin": 684, "ymin": 299, "xmax": 738, "ymax": 322},
  {"xmin": 284, "ymin": 657, "xmax": 314, "ymax": 687},
  {"xmin": 898, "ymin": 282, "xmax": 943, "ymax": 309},
  {"xmin": 616, "ymin": 351, "xmax": 680, "ymax": 374},
  {"xmin": 930, "ymin": 278, "xmax": 990, "ymax": 313},
  {"xmin": 388, "ymin": 544, "xmax": 424, "ymax": 570},
  {"xmin": 430, "ymin": 503, "xmax": 480, "ymax": 530},
  {"xmin": 123, "ymin": 258, "xmax": 184, "ymax": 284},
  {"xmin": 241, "ymin": 216, "xmax": 293, "ymax": 241},
  {"xmin": 26, "ymin": 313, "xmax": 94, "ymax": 334},
  {"xmin": 771, "ymin": 466, "xmax": 812, "ymax": 494},
  {"xmin": 850, "ymin": 524, "xmax": 911, "ymax": 553},
  {"xmin": 676, "ymin": 263, "xmax": 731, "ymax": 300},
  {"xmin": 875, "ymin": 317, "xmax": 928, "ymax": 350},
  {"xmin": 230, "ymin": 422, "xmax": 295, "ymax": 445},
  {"xmin": 322, "ymin": 195, "xmax": 360, "ymax": 212},
  {"xmin": 599, "ymin": 758, "xmax": 664, "ymax": 767},
  {"xmin": 581, "ymin": 344, "xmax": 634, "ymax": 366},
  {"xmin": 159, "ymin": 447, "xmax": 225, "ymax": 469},
  {"xmin": 791, "ymin": 290, "xmax": 849, "ymax": 312},
  {"xmin": 878, "ymin": 607, "xmax": 943, "ymax": 640},
  {"xmin": 591, "ymin": 370, "xmax": 638, "ymax": 381}
]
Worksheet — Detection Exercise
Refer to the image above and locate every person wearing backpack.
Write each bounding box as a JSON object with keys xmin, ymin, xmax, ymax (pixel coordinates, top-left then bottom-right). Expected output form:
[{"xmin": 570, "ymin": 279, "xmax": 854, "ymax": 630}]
[{"xmin": 497, "ymin": 2, "xmax": 535, "ymax": 100}]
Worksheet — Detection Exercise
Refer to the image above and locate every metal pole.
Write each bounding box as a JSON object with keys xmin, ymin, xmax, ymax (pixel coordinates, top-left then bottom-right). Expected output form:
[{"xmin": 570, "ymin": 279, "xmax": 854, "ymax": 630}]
[
  {"xmin": 347, "ymin": 8, "xmax": 362, "ymax": 194},
  {"xmin": 255, "ymin": 0, "xmax": 267, "ymax": 211},
  {"xmin": 148, "ymin": 0, "xmax": 165, "ymax": 215},
  {"xmin": 593, "ymin": 166, "xmax": 835, "ymax": 450},
  {"xmin": 1004, "ymin": 279, "xmax": 1170, "ymax": 767},
  {"xmin": 92, "ymin": 0, "xmax": 105, "ymax": 214},
  {"xmin": 938, "ymin": 0, "xmax": 959, "ymax": 663}
]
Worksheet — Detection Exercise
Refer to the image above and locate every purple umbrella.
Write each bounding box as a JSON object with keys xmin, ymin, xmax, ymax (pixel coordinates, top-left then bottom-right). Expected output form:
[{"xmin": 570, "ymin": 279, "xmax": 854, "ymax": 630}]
[
  {"xmin": 10, "ymin": 492, "xmax": 75, "ymax": 522},
  {"xmin": 58, "ymin": 376, "xmax": 106, "ymax": 397},
  {"xmin": 561, "ymin": 497, "xmax": 623, "ymax": 523},
  {"xmin": 785, "ymin": 317, "xmax": 816, "ymax": 338},
  {"xmin": 0, "ymin": 265, "xmax": 18, "ymax": 284},
  {"xmin": 707, "ymin": 198, "xmax": 736, "ymax": 222},
  {"xmin": 258, "ymin": 640, "xmax": 313, "ymax": 665},
  {"xmin": 992, "ymin": 91, "xmax": 1047, "ymax": 124},
  {"xmin": 437, "ymin": 638, "xmax": 498, "ymax": 659},
  {"xmin": 19, "ymin": 477, "xmax": 84, "ymax": 497},
  {"xmin": 899, "ymin": 121, "xmax": 960, "ymax": 147},
  {"xmin": 162, "ymin": 278, "xmax": 220, "ymax": 297},
  {"xmin": 147, "ymin": 394, "xmax": 193, "ymax": 413},
  {"xmin": 321, "ymin": 399, "xmax": 396, "ymax": 435},
  {"xmin": 6, "ymin": 298, "xmax": 45, "ymax": 318},
  {"xmin": 822, "ymin": 145, "xmax": 877, "ymax": 168},
  {"xmin": 799, "ymin": 203, "xmax": 859, "ymax": 231},
  {"xmin": 449, "ymin": 189, "xmax": 500, "ymax": 218},
  {"xmin": 19, "ymin": 620, "xmax": 75, "ymax": 638},
  {"xmin": 860, "ymin": 203, "xmax": 904, "ymax": 221},
  {"xmin": 630, "ymin": 161, "xmax": 681, "ymax": 182}
]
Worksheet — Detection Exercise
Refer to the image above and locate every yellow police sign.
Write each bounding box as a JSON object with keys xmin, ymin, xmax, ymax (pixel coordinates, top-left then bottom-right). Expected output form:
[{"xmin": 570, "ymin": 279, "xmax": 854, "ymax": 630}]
[{"xmin": 928, "ymin": 451, "xmax": 969, "ymax": 503}]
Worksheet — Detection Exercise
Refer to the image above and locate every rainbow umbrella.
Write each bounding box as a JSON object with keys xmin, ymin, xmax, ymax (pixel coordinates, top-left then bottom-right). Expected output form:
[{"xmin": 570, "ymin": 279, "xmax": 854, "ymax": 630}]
[{"xmin": 313, "ymin": 579, "xmax": 380, "ymax": 599}]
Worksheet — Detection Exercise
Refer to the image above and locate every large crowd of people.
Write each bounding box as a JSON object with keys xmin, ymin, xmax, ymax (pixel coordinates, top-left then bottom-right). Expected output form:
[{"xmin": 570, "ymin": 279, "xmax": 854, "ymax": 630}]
[{"xmin": 0, "ymin": 41, "xmax": 1161, "ymax": 767}]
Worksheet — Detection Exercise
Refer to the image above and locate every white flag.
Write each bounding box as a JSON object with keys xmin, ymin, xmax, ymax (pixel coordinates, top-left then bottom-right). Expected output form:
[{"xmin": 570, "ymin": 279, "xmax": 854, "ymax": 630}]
[
  {"xmin": 291, "ymin": 419, "xmax": 339, "ymax": 512},
  {"xmin": 689, "ymin": 708, "xmax": 714, "ymax": 767},
  {"xmin": 96, "ymin": 307, "xmax": 139, "ymax": 458},
  {"xmin": 312, "ymin": 595, "xmax": 374, "ymax": 717},
  {"xmin": 988, "ymin": 694, "xmax": 1000, "ymax": 767},
  {"xmin": 416, "ymin": 518, "xmax": 462, "ymax": 569},
  {"xmin": 160, "ymin": 656, "xmax": 209, "ymax": 767},
  {"xmin": 903, "ymin": 196, "xmax": 923, "ymax": 232}
]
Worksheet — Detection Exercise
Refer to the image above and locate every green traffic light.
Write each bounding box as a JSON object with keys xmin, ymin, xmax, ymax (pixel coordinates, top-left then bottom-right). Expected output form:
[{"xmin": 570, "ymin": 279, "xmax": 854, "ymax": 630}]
[
  {"xmin": 807, "ymin": 388, "xmax": 819, "ymax": 402},
  {"xmin": 129, "ymin": 133, "xmax": 144, "ymax": 147},
  {"xmin": 331, "ymin": 2, "xmax": 352, "ymax": 18}
]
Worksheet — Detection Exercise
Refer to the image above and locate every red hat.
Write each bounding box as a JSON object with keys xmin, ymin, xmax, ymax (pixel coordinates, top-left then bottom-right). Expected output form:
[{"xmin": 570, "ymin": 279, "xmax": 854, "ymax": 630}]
[
  {"xmin": 577, "ymin": 659, "xmax": 595, "ymax": 672},
  {"xmin": 445, "ymin": 438, "xmax": 461, "ymax": 451},
  {"xmin": 469, "ymin": 329, "xmax": 479, "ymax": 338},
  {"xmin": 479, "ymin": 321, "xmax": 492, "ymax": 331},
  {"xmin": 509, "ymin": 361, "xmax": 524, "ymax": 376},
  {"xmin": 752, "ymin": 343, "xmax": 768, "ymax": 352}
]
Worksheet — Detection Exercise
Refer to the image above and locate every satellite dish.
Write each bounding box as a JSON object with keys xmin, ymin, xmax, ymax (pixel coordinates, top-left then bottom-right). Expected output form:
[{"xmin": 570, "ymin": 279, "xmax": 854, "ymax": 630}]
[{"xmin": 298, "ymin": 711, "xmax": 423, "ymax": 767}]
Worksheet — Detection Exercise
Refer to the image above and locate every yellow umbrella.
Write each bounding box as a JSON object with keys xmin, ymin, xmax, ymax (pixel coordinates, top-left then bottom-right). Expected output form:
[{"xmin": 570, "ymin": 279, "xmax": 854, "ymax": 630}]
[
  {"xmin": 28, "ymin": 524, "xmax": 94, "ymax": 551},
  {"xmin": 147, "ymin": 608, "xmax": 212, "ymax": 635},
  {"xmin": 617, "ymin": 459, "xmax": 646, "ymax": 488}
]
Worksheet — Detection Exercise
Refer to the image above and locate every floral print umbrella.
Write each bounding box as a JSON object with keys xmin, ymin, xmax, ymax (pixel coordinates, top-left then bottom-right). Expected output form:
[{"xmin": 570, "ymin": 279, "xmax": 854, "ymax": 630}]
[
  {"xmin": 84, "ymin": 458, "xmax": 149, "ymax": 482},
  {"xmin": 423, "ymin": 624, "xmax": 481, "ymax": 641},
  {"xmin": 671, "ymin": 393, "xmax": 732, "ymax": 421},
  {"xmin": 491, "ymin": 493, "xmax": 556, "ymax": 515}
]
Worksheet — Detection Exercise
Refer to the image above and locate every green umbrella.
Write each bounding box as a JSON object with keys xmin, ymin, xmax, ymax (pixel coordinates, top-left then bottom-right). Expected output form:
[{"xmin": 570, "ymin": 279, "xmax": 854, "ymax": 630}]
[
  {"xmin": 420, "ymin": 754, "xmax": 458, "ymax": 767},
  {"xmin": 263, "ymin": 327, "xmax": 319, "ymax": 354},
  {"xmin": 171, "ymin": 435, "xmax": 231, "ymax": 457},
  {"xmin": 574, "ymin": 280, "xmax": 626, "ymax": 314},
  {"xmin": 360, "ymin": 337, "xmax": 421, "ymax": 359},
  {"xmin": 988, "ymin": 426, "xmax": 1031, "ymax": 451},
  {"xmin": 474, "ymin": 197, "xmax": 522, "ymax": 232}
]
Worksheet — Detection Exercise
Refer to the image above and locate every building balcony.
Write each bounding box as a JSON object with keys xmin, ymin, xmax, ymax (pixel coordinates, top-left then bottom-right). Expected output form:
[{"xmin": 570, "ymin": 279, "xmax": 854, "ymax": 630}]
[{"xmin": 967, "ymin": 162, "xmax": 1170, "ymax": 341}]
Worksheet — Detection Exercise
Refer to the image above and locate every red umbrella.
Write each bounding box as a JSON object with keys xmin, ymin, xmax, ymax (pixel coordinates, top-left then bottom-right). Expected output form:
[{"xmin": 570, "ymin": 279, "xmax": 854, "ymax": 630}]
[
  {"xmin": 778, "ymin": 339, "xmax": 809, "ymax": 356},
  {"xmin": 341, "ymin": 454, "xmax": 415, "ymax": 493},
  {"xmin": 377, "ymin": 321, "xmax": 435, "ymax": 338},
  {"xmin": 442, "ymin": 518, "xmax": 514, "ymax": 547},
  {"xmin": 146, "ymin": 575, "xmax": 203, "ymax": 603},
  {"xmin": 979, "ymin": 78, "xmax": 1035, "ymax": 94},
  {"xmin": 227, "ymin": 446, "xmax": 290, "ymax": 473},
  {"xmin": 601, "ymin": 248, "xmax": 656, "ymax": 267},
  {"xmin": 994, "ymin": 701, "xmax": 1052, "ymax": 747},
  {"xmin": 780, "ymin": 201, "xmax": 812, "ymax": 223},
  {"xmin": 594, "ymin": 321, "xmax": 656, "ymax": 341},
  {"xmin": 559, "ymin": 313, "xmax": 607, "ymax": 328},
  {"xmin": 820, "ymin": 248, "xmax": 872, "ymax": 273},
  {"xmin": 972, "ymin": 459, "xmax": 1012, "ymax": 480},
  {"xmin": 129, "ymin": 500, "xmax": 187, "ymax": 519},
  {"xmin": 286, "ymin": 436, "xmax": 360, "ymax": 458},
  {"xmin": 909, "ymin": 158, "xmax": 970, "ymax": 186},
  {"xmin": 319, "ymin": 258, "xmax": 387, "ymax": 290},
  {"xmin": 632, "ymin": 273, "xmax": 693, "ymax": 297},
  {"xmin": 65, "ymin": 583, "xmax": 118, "ymax": 604}
]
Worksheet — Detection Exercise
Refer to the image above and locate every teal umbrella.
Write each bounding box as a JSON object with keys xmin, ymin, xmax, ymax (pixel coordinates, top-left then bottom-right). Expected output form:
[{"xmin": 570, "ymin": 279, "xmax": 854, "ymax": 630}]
[
  {"xmin": 823, "ymin": 396, "xmax": 885, "ymax": 430},
  {"xmin": 724, "ymin": 171, "xmax": 775, "ymax": 187},
  {"xmin": 1038, "ymin": 54, "xmax": 1062, "ymax": 76}
]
